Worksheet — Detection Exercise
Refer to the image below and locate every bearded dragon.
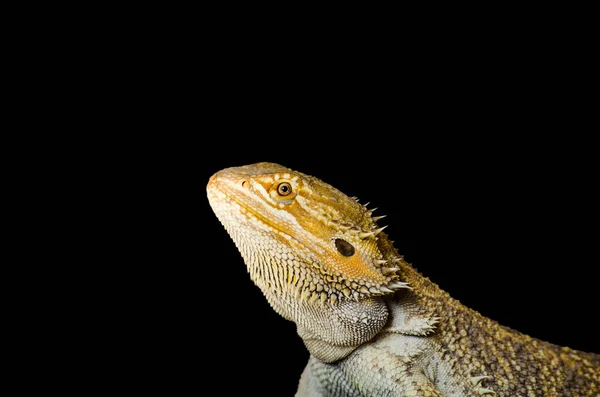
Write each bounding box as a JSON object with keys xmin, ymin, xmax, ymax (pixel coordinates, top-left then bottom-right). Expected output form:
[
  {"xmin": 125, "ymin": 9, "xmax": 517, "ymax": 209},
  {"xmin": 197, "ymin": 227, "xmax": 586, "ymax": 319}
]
[{"xmin": 207, "ymin": 162, "xmax": 599, "ymax": 397}]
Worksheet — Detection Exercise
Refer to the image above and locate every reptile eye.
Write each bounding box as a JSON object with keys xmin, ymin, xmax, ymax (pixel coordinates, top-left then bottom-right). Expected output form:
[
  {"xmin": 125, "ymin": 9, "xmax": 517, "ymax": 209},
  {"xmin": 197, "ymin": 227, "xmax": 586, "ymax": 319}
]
[
  {"xmin": 277, "ymin": 182, "xmax": 292, "ymax": 196},
  {"xmin": 335, "ymin": 239, "xmax": 355, "ymax": 257}
]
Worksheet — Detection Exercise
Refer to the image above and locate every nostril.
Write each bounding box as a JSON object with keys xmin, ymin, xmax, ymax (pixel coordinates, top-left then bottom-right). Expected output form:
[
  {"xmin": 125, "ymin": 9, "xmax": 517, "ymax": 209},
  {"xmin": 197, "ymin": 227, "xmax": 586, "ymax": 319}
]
[{"xmin": 241, "ymin": 180, "xmax": 249, "ymax": 188}]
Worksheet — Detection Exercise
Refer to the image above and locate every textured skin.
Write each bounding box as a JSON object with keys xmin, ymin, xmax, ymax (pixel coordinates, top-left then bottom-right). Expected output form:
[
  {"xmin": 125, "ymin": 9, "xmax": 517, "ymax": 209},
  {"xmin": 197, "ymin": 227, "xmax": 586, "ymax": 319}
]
[{"xmin": 207, "ymin": 163, "xmax": 599, "ymax": 397}]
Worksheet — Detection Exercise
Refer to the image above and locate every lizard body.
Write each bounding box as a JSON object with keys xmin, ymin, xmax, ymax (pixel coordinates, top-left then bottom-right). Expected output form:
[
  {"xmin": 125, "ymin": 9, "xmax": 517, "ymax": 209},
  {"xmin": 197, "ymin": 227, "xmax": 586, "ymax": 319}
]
[{"xmin": 207, "ymin": 162, "xmax": 599, "ymax": 396}]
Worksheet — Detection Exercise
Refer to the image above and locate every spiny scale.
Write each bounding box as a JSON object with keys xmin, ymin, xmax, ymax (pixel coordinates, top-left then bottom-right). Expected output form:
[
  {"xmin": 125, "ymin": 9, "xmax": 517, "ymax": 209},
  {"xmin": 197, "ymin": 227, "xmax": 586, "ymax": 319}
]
[
  {"xmin": 296, "ymin": 238, "xmax": 408, "ymax": 302},
  {"xmin": 291, "ymin": 256, "xmax": 410, "ymax": 304},
  {"xmin": 358, "ymin": 226, "xmax": 388, "ymax": 240},
  {"xmin": 315, "ymin": 204, "xmax": 408, "ymax": 299},
  {"xmin": 382, "ymin": 267, "xmax": 400, "ymax": 275}
]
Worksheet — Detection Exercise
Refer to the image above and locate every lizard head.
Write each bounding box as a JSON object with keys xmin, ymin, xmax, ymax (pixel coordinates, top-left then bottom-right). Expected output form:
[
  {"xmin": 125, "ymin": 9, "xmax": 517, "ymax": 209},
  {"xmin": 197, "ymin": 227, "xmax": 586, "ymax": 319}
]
[
  {"xmin": 208, "ymin": 162, "xmax": 410, "ymax": 362},
  {"xmin": 207, "ymin": 162, "xmax": 408, "ymax": 310}
]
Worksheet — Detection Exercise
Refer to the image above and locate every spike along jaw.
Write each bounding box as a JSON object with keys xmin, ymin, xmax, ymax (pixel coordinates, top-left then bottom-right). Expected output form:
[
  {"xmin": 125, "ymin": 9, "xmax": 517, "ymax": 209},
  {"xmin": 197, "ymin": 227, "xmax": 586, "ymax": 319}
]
[{"xmin": 207, "ymin": 163, "xmax": 409, "ymax": 362}]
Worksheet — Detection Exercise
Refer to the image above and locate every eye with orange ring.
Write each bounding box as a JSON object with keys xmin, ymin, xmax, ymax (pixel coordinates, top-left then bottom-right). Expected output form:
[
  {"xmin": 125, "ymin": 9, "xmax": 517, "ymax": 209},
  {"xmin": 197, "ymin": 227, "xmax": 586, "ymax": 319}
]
[
  {"xmin": 277, "ymin": 182, "xmax": 292, "ymax": 196},
  {"xmin": 270, "ymin": 180, "xmax": 297, "ymax": 202}
]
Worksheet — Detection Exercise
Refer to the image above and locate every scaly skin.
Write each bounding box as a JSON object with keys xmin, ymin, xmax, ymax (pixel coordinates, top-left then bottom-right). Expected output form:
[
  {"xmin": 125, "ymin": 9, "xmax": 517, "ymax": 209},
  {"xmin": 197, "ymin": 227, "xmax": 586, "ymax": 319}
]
[{"xmin": 207, "ymin": 162, "xmax": 599, "ymax": 397}]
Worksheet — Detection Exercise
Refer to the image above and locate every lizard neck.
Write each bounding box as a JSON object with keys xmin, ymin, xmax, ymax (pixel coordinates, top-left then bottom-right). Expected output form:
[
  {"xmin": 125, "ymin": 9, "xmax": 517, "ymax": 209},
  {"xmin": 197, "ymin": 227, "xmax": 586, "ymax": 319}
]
[
  {"xmin": 381, "ymin": 258, "xmax": 503, "ymax": 345},
  {"xmin": 377, "ymin": 259, "xmax": 449, "ymax": 336}
]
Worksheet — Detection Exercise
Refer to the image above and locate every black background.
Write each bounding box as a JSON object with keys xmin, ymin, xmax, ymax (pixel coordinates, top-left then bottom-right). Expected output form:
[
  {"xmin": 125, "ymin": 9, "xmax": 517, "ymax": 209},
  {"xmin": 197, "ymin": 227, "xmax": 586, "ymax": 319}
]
[
  {"xmin": 37, "ymin": 16, "xmax": 598, "ymax": 396},
  {"xmin": 150, "ymin": 143, "xmax": 597, "ymax": 396}
]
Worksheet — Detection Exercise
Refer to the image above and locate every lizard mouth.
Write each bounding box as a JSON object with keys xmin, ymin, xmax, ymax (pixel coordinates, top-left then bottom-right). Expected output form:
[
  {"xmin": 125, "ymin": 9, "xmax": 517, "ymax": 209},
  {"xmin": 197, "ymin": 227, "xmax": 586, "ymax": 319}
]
[{"xmin": 207, "ymin": 182, "xmax": 304, "ymax": 247}]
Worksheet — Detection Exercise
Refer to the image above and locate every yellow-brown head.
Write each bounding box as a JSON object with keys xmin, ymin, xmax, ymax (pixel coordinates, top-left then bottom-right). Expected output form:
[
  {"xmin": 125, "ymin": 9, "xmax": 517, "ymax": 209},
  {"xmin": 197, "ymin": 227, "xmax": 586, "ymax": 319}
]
[{"xmin": 207, "ymin": 162, "xmax": 407, "ymax": 312}]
